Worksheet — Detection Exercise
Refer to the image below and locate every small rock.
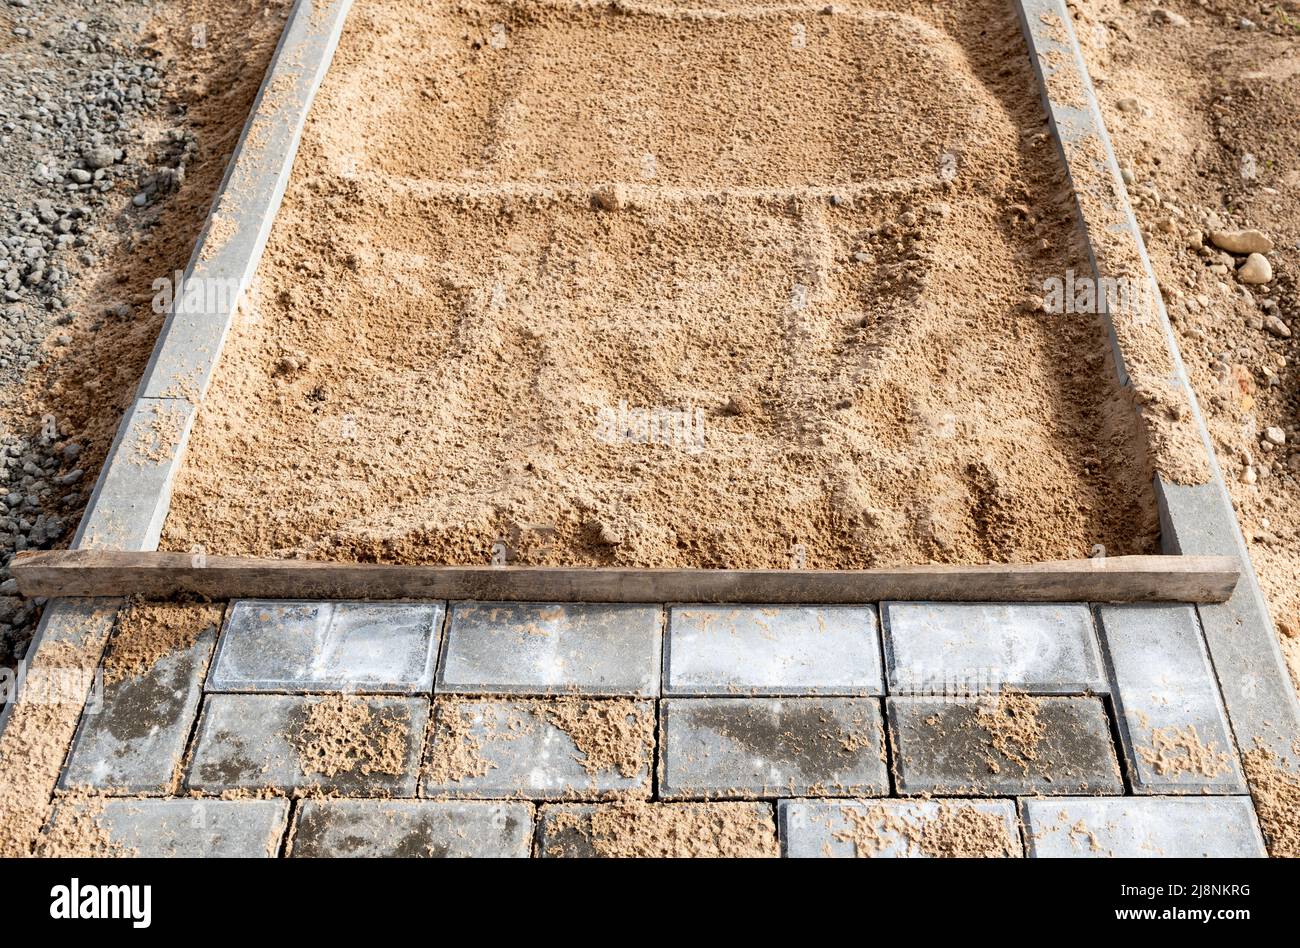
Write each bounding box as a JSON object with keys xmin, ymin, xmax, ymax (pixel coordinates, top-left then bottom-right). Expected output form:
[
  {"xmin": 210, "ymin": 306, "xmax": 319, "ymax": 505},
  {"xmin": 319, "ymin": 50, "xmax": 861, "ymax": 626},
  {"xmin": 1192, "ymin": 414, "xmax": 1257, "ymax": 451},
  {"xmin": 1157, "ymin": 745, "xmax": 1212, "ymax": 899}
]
[
  {"xmin": 82, "ymin": 144, "xmax": 117, "ymax": 170},
  {"xmin": 1264, "ymin": 427, "xmax": 1286, "ymax": 446},
  {"xmin": 1264, "ymin": 315, "xmax": 1291, "ymax": 338},
  {"xmin": 1153, "ymin": 9, "xmax": 1188, "ymax": 26},
  {"xmin": 721, "ymin": 395, "xmax": 754, "ymax": 417},
  {"xmin": 589, "ymin": 519, "xmax": 623, "ymax": 546},
  {"xmin": 592, "ymin": 184, "xmax": 628, "ymax": 212},
  {"xmin": 1237, "ymin": 253, "xmax": 1272, "ymax": 285},
  {"xmin": 1209, "ymin": 228, "xmax": 1274, "ymax": 254}
]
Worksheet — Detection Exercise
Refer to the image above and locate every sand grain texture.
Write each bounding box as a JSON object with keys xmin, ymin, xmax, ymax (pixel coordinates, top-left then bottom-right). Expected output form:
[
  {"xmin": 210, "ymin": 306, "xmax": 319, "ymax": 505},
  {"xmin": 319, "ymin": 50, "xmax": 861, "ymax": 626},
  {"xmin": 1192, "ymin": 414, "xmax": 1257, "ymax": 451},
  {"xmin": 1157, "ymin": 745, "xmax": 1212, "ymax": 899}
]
[{"xmin": 160, "ymin": 0, "xmax": 1158, "ymax": 569}]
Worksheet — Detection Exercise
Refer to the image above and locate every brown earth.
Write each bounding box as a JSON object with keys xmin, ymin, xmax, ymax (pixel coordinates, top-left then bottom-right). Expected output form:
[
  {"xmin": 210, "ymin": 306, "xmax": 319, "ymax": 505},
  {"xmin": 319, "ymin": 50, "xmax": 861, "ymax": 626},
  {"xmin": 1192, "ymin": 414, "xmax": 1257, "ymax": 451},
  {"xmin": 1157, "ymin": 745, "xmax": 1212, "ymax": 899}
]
[{"xmin": 159, "ymin": 0, "xmax": 1159, "ymax": 568}]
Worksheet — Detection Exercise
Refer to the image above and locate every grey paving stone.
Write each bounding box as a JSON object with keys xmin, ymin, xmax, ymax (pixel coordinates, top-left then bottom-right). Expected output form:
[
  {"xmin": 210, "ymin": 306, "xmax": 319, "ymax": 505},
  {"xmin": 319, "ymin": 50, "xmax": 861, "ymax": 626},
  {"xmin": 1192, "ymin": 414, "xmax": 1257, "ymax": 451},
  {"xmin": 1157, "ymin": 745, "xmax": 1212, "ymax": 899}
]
[
  {"xmin": 665, "ymin": 605, "xmax": 882, "ymax": 696},
  {"xmin": 883, "ymin": 602, "xmax": 1107, "ymax": 695},
  {"xmin": 779, "ymin": 799, "xmax": 1021, "ymax": 858},
  {"xmin": 187, "ymin": 694, "xmax": 427, "ymax": 796},
  {"xmin": 421, "ymin": 697, "xmax": 653, "ymax": 800},
  {"xmin": 60, "ymin": 614, "xmax": 220, "ymax": 793},
  {"xmin": 1020, "ymin": 797, "xmax": 1266, "ymax": 858},
  {"xmin": 536, "ymin": 802, "xmax": 778, "ymax": 857},
  {"xmin": 887, "ymin": 695, "xmax": 1123, "ymax": 795},
  {"xmin": 437, "ymin": 602, "xmax": 661, "ymax": 696},
  {"xmin": 658, "ymin": 697, "xmax": 887, "ymax": 800},
  {"xmin": 49, "ymin": 799, "xmax": 288, "ymax": 857},
  {"xmin": 1097, "ymin": 604, "xmax": 1246, "ymax": 794},
  {"xmin": 290, "ymin": 800, "xmax": 533, "ymax": 858},
  {"xmin": 208, "ymin": 600, "xmax": 443, "ymax": 693}
]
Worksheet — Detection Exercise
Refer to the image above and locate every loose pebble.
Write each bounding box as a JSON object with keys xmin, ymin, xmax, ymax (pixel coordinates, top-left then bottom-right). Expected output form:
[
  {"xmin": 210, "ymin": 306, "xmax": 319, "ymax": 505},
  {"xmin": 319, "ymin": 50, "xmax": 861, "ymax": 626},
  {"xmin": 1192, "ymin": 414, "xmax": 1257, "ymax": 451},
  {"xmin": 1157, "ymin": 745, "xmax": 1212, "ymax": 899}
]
[{"xmin": 1237, "ymin": 253, "xmax": 1273, "ymax": 285}]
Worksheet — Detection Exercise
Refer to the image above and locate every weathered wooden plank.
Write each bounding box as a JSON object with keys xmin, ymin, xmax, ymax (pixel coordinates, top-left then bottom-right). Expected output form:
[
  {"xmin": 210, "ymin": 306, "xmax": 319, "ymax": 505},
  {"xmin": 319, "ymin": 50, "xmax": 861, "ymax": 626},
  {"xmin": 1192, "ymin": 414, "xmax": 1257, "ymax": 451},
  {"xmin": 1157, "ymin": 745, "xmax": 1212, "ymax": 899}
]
[{"xmin": 9, "ymin": 551, "xmax": 1238, "ymax": 604}]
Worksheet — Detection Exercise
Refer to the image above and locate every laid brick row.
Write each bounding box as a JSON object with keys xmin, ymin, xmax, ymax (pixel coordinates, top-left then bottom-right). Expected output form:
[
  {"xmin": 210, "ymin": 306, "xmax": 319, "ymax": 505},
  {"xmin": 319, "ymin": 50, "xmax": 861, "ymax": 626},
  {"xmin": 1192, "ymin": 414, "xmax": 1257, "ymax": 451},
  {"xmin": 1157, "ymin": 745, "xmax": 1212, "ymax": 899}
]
[
  {"xmin": 56, "ymin": 599, "xmax": 1247, "ymax": 801},
  {"xmin": 88, "ymin": 692, "xmax": 1126, "ymax": 801},
  {"xmin": 48, "ymin": 796, "xmax": 1266, "ymax": 858}
]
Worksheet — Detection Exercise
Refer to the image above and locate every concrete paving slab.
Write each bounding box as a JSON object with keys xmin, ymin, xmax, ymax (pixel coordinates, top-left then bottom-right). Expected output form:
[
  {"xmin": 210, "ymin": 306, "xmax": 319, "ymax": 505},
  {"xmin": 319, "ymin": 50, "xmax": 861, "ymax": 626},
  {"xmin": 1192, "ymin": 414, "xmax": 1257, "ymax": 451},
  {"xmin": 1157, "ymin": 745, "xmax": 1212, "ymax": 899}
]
[
  {"xmin": 779, "ymin": 798, "xmax": 1021, "ymax": 858},
  {"xmin": 60, "ymin": 617, "xmax": 219, "ymax": 793},
  {"xmin": 1020, "ymin": 797, "xmax": 1266, "ymax": 858},
  {"xmin": 421, "ymin": 697, "xmax": 653, "ymax": 800},
  {"xmin": 187, "ymin": 694, "xmax": 427, "ymax": 796},
  {"xmin": 290, "ymin": 800, "xmax": 532, "ymax": 857},
  {"xmin": 887, "ymin": 695, "xmax": 1123, "ymax": 795},
  {"xmin": 536, "ymin": 802, "xmax": 778, "ymax": 857},
  {"xmin": 883, "ymin": 602, "xmax": 1107, "ymax": 695},
  {"xmin": 49, "ymin": 798, "xmax": 288, "ymax": 857},
  {"xmin": 437, "ymin": 602, "xmax": 661, "ymax": 696},
  {"xmin": 208, "ymin": 600, "xmax": 442, "ymax": 693},
  {"xmin": 664, "ymin": 605, "xmax": 882, "ymax": 696},
  {"xmin": 1097, "ymin": 604, "xmax": 1245, "ymax": 794},
  {"xmin": 658, "ymin": 697, "xmax": 887, "ymax": 800}
]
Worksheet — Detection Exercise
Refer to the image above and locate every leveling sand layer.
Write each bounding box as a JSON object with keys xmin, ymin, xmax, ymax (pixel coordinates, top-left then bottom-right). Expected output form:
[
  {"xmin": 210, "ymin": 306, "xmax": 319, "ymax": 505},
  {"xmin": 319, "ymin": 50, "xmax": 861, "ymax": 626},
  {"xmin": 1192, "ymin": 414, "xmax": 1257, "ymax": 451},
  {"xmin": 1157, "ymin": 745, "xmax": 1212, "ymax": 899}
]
[{"xmin": 160, "ymin": 0, "xmax": 1157, "ymax": 568}]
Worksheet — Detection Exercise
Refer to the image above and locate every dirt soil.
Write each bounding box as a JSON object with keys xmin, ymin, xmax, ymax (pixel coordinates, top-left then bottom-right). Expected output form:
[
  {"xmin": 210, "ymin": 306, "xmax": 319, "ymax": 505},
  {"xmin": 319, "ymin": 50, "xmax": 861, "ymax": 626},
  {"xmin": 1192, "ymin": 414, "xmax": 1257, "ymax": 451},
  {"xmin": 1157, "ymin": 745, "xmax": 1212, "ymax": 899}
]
[{"xmin": 158, "ymin": 0, "xmax": 1162, "ymax": 569}]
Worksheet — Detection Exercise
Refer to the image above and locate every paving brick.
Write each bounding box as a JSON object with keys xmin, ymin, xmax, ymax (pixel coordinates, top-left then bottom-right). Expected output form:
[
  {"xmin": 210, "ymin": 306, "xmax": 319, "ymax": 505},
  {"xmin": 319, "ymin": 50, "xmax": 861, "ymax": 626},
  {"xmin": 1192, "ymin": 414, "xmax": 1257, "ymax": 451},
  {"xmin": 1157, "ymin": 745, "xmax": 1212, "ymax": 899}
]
[
  {"xmin": 887, "ymin": 695, "xmax": 1123, "ymax": 795},
  {"xmin": 208, "ymin": 600, "xmax": 443, "ymax": 693},
  {"xmin": 60, "ymin": 609, "xmax": 220, "ymax": 794},
  {"xmin": 290, "ymin": 800, "xmax": 532, "ymax": 857},
  {"xmin": 883, "ymin": 602, "xmax": 1107, "ymax": 695},
  {"xmin": 187, "ymin": 694, "xmax": 427, "ymax": 795},
  {"xmin": 1097, "ymin": 604, "xmax": 1245, "ymax": 794},
  {"xmin": 49, "ymin": 799, "xmax": 288, "ymax": 857},
  {"xmin": 536, "ymin": 802, "xmax": 778, "ymax": 857},
  {"xmin": 779, "ymin": 799, "xmax": 1021, "ymax": 858},
  {"xmin": 658, "ymin": 697, "xmax": 887, "ymax": 800},
  {"xmin": 421, "ymin": 697, "xmax": 653, "ymax": 800},
  {"xmin": 1020, "ymin": 797, "xmax": 1266, "ymax": 858},
  {"xmin": 665, "ymin": 605, "xmax": 882, "ymax": 696},
  {"xmin": 437, "ymin": 602, "xmax": 660, "ymax": 696}
]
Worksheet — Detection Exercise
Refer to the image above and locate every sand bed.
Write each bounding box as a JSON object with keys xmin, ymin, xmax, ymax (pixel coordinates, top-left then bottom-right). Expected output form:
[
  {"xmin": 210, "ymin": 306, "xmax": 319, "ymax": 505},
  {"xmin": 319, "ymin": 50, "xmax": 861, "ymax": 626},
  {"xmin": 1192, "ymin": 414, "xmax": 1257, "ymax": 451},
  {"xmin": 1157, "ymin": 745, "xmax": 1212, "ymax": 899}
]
[{"xmin": 160, "ymin": 0, "xmax": 1157, "ymax": 567}]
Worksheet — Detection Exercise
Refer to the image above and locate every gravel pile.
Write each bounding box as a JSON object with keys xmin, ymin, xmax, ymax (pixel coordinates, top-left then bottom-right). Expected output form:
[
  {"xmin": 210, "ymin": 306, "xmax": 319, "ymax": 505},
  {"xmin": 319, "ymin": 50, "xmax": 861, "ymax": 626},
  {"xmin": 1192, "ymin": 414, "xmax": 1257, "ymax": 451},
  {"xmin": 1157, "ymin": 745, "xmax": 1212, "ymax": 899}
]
[{"xmin": 0, "ymin": 0, "xmax": 188, "ymax": 664}]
